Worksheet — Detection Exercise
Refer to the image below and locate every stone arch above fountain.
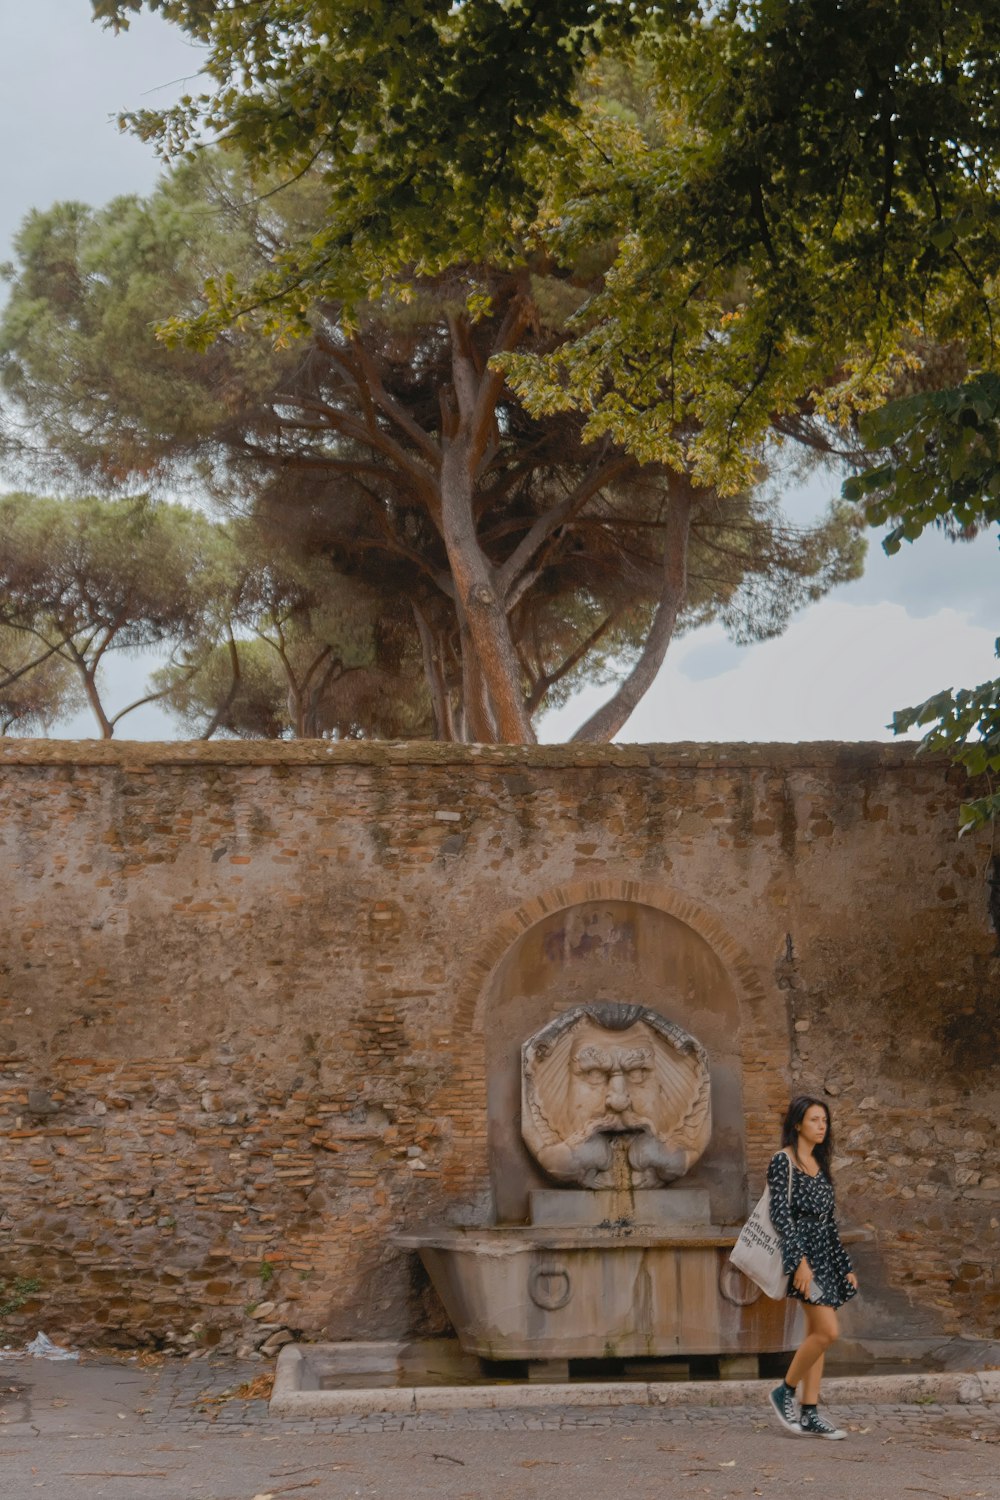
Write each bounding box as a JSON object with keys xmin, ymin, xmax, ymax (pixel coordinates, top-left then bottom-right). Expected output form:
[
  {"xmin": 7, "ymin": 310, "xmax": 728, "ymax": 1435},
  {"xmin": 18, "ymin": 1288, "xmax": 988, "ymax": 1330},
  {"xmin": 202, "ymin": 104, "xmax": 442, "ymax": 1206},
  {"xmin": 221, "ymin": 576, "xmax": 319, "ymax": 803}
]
[
  {"xmin": 470, "ymin": 881, "xmax": 767, "ymax": 1226},
  {"xmin": 399, "ymin": 880, "xmax": 798, "ymax": 1363}
]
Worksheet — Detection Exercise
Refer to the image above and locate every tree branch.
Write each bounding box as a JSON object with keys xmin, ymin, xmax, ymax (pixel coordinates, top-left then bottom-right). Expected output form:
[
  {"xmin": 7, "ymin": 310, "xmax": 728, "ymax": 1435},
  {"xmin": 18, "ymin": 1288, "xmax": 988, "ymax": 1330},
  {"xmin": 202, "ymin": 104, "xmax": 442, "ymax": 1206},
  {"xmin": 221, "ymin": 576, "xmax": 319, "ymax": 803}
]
[
  {"xmin": 199, "ymin": 626, "xmax": 242, "ymax": 740},
  {"xmin": 571, "ymin": 480, "xmax": 695, "ymax": 743},
  {"xmin": 271, "ymin": 390, "xmax": 439, "ymax": 509},
  {"xmin": 470, "ymin": 293, "xmax": 534, "ymax": 465},
  {"xmin": 110, "ymin": 657, "xmax": 202, "ymax": 727},
  {"xmin": 0, "ymin": 637, "xmax": 64, "ymax": 692},
  {"xmin": 351, "ymin": 339, "xmax": 442, "ymax": 469},
  {"xmin": 496, "ymin": 454, "xmax": 634, "ymax": 601},
  {"xmin": 526, "ymin": 609, "xmax": 621, "ymax": 713}
]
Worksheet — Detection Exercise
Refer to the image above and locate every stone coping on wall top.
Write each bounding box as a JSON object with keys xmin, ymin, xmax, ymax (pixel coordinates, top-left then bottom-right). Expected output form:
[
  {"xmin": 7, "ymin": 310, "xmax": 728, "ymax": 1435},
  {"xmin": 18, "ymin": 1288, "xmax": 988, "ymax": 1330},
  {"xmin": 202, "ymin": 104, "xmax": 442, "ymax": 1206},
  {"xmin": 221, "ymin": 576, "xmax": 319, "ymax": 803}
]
[{"xmin": 0, "ymin": 738, "xmax": 936, "ymax": 771}]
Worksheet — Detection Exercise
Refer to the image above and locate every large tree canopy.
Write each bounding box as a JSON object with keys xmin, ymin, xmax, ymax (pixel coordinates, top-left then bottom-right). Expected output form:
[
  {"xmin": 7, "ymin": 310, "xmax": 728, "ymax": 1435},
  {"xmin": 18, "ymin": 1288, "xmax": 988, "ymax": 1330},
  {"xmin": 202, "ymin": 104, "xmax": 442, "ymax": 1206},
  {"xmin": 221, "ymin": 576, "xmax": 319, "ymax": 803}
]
[
  {"xmin": 0, "ymin": 628, "xmax": 82, "ymax": 735},
  {"xmin": 0, "ymin": 493, "xmax": 229, "ymax": 737},
  {"xmin": 2, "ymin": 157, "xmax": 861, "ymax": 743},
  {"xmin": 83, "ymin": 1, "xmax": 1000, "ymax": 795},
  {"xmin": 92, "ymin": 0, "xmax": 657, "ymax": 279},
  {"xmin": 92, "ymin": 2, "xmax": 1000, "ymax": 366},
  {"xmin": 156, "ymin": 530, "xmax": 434, "ymax": 740},
  {"xmin": 0, "ymin": 489, "xmax": 433, "ymax": 741}
]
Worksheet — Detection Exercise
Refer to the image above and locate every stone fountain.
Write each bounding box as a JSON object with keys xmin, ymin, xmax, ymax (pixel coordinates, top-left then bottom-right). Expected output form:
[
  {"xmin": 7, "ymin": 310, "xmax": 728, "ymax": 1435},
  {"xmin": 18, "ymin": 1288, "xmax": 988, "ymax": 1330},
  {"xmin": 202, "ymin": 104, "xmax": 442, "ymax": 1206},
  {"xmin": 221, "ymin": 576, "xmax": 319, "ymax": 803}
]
[{"xmin": 398, "ymin": 1002, "xmax": 795, "ymax": 1364}]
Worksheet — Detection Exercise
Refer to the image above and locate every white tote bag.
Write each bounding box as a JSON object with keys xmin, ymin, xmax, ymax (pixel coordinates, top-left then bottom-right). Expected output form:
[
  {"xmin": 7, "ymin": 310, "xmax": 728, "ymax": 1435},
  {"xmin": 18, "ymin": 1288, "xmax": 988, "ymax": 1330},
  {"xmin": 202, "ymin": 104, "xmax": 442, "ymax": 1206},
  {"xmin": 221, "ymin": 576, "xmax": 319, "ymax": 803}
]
[{"xmin": 729, "ymin": 1153, "xmax": 794, "ymax": 1301}]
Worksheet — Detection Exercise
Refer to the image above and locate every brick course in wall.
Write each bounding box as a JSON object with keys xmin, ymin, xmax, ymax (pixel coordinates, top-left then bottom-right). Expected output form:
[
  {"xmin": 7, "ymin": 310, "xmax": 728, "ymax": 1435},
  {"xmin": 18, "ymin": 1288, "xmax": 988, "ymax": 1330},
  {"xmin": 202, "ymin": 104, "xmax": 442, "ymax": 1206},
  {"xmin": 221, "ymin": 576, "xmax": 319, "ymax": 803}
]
[{"xmin": 0, "ymin": 740, "xmax": 996, "ymax": 1353}]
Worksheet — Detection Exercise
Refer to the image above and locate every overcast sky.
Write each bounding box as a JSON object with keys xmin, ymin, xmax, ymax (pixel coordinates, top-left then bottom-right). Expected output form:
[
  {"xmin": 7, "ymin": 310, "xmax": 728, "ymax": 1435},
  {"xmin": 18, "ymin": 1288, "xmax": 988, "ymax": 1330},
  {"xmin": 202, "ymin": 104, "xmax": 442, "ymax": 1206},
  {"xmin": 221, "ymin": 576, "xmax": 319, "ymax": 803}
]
[{"xmin": 1, "ymin": 2, "xmax": 997, "ymax": 744}]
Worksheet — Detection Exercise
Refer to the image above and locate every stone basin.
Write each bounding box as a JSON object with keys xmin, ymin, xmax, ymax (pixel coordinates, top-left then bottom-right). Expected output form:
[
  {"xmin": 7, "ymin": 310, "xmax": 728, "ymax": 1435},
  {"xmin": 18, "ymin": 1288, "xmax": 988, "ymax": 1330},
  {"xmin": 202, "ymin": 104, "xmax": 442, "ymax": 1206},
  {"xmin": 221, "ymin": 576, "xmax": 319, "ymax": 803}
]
[{"xmin": 395, "ymin": 1225, "xmax": 797, "ymax": 1361}]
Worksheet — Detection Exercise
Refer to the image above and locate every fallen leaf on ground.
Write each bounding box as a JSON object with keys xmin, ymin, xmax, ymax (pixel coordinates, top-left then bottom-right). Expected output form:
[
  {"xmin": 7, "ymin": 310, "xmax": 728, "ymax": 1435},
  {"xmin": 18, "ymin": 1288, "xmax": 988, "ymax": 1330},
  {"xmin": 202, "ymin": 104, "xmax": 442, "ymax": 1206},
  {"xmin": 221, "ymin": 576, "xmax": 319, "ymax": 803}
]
[
  {"xmin": 237, "ymin": 1373, "xmax": 275, "ymax": 1401},
  {"xmin": 194, "ymin": 1371, "xmax": 274, "ymax": 1413}
]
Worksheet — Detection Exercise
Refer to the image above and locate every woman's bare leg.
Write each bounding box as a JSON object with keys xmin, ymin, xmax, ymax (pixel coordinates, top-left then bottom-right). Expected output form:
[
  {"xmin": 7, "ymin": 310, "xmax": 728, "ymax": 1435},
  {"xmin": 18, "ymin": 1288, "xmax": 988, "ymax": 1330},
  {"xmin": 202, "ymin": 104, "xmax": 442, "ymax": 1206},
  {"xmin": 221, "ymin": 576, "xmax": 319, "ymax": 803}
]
[
  {"xmin": 801, "ymin": 1350, "xmax": 825, "ymax": 1406},
  {"xmin": 784, "ymin": 1305, "xmax": 839, "ymax": 1395}
]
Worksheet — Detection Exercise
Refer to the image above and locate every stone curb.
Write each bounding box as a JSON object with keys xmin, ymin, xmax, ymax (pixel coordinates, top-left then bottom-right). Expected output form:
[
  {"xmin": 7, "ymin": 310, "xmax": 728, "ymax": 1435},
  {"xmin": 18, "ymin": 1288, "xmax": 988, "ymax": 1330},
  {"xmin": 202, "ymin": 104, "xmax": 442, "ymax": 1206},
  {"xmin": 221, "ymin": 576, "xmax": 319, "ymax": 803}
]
[{"xmin": 270, "ymin": 1350, "xmax": 1000, "ymax": 1418}]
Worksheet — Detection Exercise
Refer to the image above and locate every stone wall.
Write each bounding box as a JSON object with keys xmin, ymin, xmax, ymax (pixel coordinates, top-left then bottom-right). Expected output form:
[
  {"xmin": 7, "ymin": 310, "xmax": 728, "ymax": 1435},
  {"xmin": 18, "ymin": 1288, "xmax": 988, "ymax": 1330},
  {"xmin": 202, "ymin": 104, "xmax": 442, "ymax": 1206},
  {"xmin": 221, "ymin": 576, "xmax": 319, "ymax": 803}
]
[{"xmin": 0, "ymin": 740, "xmax": 996, "ymax": 1354}]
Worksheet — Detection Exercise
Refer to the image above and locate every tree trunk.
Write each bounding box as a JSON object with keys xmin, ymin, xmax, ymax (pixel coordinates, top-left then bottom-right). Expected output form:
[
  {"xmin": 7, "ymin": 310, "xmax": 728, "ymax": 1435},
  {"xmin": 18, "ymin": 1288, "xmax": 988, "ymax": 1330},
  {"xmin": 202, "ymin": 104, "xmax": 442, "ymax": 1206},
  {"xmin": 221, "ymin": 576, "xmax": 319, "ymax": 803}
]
[
  {"xmin": 440, "ymin": 438, "xmax": 535, "ymax": 744},
  {"xmin": 571, "ymin": 482, "xmax": 695, "ymax": 744},
  {"xmin": 288, "ymin": 684, "xmax": 306, "ymax": 739},
  {"xmin": 457, "ymin": 606, "xmax": 498, "ymax": 742},
  {"xmin": 301, "ymin": 650, "xmax": 340, "ymax": 738},
  {"xmin": 80, "ymin": 665, "xmax": 114, "ymax": 739},
  {"xmin": 200, "ymin": 628, "xmax": 242, "ymax": 740},
  {"xmin": 413, "ymin": 602, "xmax": 454, "ymax": 741}
]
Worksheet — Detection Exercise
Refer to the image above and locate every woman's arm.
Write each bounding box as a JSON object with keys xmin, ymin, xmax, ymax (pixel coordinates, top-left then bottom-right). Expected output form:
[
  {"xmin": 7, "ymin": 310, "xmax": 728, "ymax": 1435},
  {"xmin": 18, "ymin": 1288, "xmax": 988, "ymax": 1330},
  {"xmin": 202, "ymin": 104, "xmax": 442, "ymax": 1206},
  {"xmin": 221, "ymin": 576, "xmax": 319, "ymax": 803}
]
[{"xmin": 831, "ymin": 1206, "xmax": 856, "ymax": 1282}]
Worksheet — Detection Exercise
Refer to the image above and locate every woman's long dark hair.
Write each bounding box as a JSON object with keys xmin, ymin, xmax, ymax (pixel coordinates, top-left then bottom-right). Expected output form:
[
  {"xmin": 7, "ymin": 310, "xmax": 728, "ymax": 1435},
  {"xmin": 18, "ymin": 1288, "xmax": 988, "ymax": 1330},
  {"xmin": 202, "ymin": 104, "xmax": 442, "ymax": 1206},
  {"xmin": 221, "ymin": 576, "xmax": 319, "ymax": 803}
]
[{"xmin": 780, "ymin": 1095, "xmax": 835, "ymax": 1180}]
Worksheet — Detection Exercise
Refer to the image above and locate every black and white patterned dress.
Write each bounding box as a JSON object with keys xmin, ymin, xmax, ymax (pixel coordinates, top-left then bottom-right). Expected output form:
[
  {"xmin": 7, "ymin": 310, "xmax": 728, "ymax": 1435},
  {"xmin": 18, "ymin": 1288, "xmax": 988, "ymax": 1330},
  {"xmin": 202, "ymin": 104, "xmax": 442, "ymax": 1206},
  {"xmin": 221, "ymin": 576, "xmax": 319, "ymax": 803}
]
[{"xmin": 767, "ymin": 1150, "xmax": 857, "ymax": 1309}]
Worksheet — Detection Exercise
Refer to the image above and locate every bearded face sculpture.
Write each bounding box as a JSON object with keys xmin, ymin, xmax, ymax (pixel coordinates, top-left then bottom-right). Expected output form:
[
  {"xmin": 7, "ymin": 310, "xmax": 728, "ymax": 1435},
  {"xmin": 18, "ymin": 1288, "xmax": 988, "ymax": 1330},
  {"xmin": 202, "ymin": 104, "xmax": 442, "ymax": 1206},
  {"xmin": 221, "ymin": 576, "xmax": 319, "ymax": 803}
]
[{"xmin": 521, "ymin": 1003, "xmax": 712, "ymax": 1189}]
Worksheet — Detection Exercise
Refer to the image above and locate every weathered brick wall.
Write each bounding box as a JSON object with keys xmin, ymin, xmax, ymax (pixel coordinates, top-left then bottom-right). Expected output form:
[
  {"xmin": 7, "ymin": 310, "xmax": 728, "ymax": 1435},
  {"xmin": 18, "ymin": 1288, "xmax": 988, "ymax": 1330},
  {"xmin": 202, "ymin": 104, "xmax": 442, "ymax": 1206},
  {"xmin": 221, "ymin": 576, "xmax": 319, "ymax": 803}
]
[{"xmin": 0, "ymin": 741, "xmax": 996, "ymax": 1353}]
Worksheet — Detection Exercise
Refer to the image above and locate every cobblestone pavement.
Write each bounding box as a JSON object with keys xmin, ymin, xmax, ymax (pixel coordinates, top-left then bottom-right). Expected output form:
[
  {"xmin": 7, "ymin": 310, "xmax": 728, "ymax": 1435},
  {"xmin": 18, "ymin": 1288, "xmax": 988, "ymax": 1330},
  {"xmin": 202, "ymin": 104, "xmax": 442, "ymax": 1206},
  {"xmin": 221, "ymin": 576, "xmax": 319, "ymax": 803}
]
[{"xmin": 2, "ymin": 1354, "xmax": 999, "ymax": 1500}]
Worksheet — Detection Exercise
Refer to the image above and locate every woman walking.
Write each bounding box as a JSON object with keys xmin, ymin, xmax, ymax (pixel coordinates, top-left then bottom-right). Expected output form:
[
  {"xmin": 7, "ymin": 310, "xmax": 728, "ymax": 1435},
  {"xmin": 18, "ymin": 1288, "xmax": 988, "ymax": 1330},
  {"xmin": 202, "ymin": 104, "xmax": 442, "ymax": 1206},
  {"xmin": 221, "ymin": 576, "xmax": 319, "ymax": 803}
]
[{"xmin": 767, "ymin": 1096, "xmax": 858, "ymax": 1439}]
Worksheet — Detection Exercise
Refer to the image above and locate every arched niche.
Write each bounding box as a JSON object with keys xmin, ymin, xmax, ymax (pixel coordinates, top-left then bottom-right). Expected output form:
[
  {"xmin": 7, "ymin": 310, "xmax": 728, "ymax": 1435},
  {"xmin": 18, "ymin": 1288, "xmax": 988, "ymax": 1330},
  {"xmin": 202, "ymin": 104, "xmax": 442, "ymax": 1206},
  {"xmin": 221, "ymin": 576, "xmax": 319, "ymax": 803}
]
[{"xmin": 481, "ymin": 897, "xmax": 748, "ymax": 1225}]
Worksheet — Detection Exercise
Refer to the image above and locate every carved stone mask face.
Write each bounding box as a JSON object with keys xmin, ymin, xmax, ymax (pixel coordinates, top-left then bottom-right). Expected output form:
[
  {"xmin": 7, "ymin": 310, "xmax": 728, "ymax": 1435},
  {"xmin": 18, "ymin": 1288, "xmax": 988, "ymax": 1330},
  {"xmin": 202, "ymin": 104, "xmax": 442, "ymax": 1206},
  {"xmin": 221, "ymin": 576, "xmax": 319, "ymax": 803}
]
[
  {"xmin": 521, "ymin": 1003, "xmax": 712, "ymax": 1191},
  {"xmin": 567, "ymin": 1026, "xmax": 659, "ymax": 1138}
]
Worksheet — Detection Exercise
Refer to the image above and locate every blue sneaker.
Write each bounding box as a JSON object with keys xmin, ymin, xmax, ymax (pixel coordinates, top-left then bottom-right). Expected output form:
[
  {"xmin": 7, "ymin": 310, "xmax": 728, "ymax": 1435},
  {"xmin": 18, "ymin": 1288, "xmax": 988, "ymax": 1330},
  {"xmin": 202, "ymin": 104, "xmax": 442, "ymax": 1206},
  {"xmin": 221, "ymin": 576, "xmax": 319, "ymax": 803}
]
[
  {"xmin": 799, "ymin": 1407, "xmax": 846, "ymax": 1439},
  {"xmin": 768, "ymin": 1382, "xmax": 802, "ymax": 1434}
]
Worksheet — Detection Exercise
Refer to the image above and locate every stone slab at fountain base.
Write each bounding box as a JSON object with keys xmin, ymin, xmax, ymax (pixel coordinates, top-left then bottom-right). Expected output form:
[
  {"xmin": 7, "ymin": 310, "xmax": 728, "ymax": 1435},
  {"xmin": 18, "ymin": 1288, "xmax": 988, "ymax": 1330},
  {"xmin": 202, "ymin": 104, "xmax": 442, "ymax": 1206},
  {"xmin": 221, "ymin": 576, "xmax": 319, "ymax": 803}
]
[
  {"xmin": 269, "ymin": 1343, "xmax": 1000, "ymax": 1418},
  {"xmin": 395, "ymin": 1227, "xmax": 796, "ymax": 1360}
]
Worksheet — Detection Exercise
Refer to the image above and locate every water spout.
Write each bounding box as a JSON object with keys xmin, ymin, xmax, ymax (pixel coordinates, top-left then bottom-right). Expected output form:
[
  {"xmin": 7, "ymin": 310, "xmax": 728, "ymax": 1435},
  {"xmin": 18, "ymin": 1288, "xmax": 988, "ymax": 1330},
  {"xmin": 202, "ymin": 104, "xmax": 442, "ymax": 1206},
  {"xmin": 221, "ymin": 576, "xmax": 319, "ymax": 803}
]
[{"xmin": 606, "ymin": 1132, "xmax": 636, "ymax": 1226}]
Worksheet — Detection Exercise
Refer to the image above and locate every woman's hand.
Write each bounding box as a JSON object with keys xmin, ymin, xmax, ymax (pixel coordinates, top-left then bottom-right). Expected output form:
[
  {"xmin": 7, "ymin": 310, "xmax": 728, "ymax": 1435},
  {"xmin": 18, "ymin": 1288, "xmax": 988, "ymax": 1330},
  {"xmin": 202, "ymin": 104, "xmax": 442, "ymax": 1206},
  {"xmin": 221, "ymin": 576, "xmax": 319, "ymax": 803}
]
[
  {"xmin": 846, "ymin": 1272, "xmax": 859, "ymax": 1291},
  {"xmin": 792, "ymin": 1257, "xmax": 813, "ymax": 1296}
]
